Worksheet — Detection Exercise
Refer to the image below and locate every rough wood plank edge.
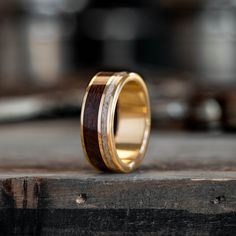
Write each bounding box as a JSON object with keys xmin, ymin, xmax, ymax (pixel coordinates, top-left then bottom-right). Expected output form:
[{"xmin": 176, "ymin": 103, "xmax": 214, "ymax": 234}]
[
  {"xmin": 0, "ymin": 209, "xmax": 236, "ymax": 235},
  {"xmin": 0, "ymin": 174, "xmax": 236, "ymax": 235},
  {"xmin": 1, "ymin": 175, "xmax": 236, "ymax": 214}
]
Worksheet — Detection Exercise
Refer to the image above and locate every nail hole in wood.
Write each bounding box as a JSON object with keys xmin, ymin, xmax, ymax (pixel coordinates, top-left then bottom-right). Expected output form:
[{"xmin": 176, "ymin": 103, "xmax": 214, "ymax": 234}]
[
  {"xmin": 211, "ymin": 195, "xmax": 226, "ymax": 204},
  {"xmin": 76, "ymin": 194, "xmax": 87, "ymax": 205}
]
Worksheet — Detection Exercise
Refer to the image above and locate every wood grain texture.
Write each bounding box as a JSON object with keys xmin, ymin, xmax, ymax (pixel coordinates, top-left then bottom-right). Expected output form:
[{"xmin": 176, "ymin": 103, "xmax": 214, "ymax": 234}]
[
  {"xmin": 83, "ymin": 84, "xmax": 108, "ymax": 171},
  {"xmin": 0, "ymin": 120, "xmax": 236, "ymax": 235}
]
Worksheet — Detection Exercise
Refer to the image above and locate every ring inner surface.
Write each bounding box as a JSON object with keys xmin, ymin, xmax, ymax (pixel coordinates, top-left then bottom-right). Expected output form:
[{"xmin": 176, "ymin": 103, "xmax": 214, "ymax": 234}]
[{"xmin": 114, "ymin": 80, "xmax": 148, "ymax": 167}]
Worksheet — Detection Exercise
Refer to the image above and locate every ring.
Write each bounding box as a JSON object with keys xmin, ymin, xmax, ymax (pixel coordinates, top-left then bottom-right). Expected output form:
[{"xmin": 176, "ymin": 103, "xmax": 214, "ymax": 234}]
[{"xmin": 80, "ymin": 72, "xmax": 151, "ymax": 172}]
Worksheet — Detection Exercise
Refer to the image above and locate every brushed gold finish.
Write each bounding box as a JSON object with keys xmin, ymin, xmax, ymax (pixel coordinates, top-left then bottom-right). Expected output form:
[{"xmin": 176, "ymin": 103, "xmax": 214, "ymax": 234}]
[{"xmin": 81, "ymin": 72, "xmax": 151, "ymax": 173}]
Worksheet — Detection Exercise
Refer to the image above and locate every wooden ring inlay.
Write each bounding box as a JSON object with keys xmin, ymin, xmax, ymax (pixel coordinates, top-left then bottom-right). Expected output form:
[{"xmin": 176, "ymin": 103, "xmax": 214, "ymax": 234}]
[{"xmin": 82, "ymin": 84, "xmax": 109, "ymax": 171}]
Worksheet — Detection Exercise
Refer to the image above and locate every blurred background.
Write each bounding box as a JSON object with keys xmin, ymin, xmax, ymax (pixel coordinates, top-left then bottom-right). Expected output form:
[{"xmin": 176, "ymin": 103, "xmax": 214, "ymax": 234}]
[{"xmin": 0, "ymin": 0, "xmax": 236, "ymax": 132}]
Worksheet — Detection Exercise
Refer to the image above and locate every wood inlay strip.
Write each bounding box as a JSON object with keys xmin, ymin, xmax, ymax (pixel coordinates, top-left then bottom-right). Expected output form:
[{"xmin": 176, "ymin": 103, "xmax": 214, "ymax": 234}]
[{"xmin": 83, "ymin": 84, "xmax": 109, "ymax": 171}]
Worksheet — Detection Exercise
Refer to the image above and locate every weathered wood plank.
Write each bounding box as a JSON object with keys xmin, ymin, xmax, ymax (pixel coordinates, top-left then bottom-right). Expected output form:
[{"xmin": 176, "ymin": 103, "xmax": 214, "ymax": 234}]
[
  {"xmin": 1, "ymin": 173, "xmax": 236, "ymax": 213},
  {"xmin": 0, "ymin": 209, "xmax": 236, "ymax": 235},
  {"xmin": 0, "ymin": 120, "xmax": 235, "ymax": 235},
  {"xmin": 0, "ymin": 173, "xmax": 236, "ymax": 235},
  {"xmin": 0, "ymin": 120, "xmax": 235, "ymax": 170}
]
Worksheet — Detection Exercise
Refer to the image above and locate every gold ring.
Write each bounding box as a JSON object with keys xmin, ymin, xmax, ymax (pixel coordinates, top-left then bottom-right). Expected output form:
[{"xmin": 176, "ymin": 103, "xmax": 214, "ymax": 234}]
[{"xmin": 80, "ymin": 72, "xmax": 151, "ymax": 173}]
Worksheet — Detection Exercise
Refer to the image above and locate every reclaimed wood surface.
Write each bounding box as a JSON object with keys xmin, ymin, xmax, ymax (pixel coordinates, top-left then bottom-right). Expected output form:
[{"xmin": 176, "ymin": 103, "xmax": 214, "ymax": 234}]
[{"xmin": 0, "ymin": 120, "xmax": 236, "ymax": 235}]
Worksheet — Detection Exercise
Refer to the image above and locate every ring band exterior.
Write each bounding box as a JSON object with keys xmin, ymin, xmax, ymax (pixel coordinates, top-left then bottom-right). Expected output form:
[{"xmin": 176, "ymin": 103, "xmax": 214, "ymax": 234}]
[{"xmin": 80, "ymin": 72, "xmax": 151, "ymax": 173}]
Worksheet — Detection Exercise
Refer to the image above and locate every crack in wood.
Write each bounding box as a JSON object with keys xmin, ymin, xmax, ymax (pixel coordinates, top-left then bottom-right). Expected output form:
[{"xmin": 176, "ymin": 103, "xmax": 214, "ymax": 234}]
[{"xmin": 1, "ymin": 178, "xmax": 42, "ymax": 209}]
